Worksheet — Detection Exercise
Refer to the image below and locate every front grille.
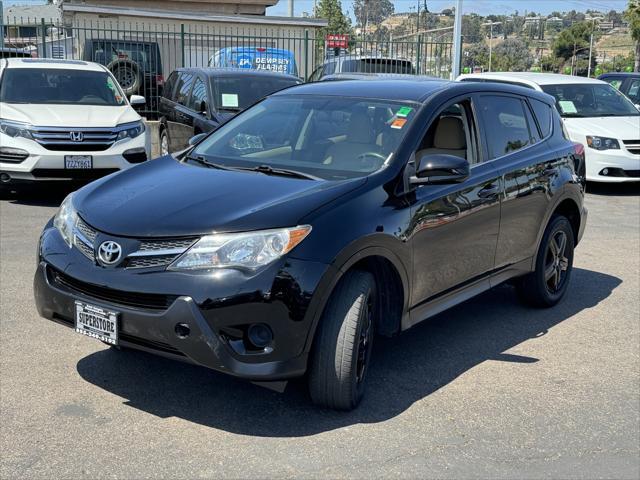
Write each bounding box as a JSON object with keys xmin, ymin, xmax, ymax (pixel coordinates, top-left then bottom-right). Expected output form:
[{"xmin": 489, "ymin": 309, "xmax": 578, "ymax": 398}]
[
  {"xmin": 75, "ymin": 238, "xmax": 94, "ymax": 260},
  {"xmin": 32, "ymin": 128, "xmax": 118, "ymax": 152},
  {"xmin": 622, "ymin": 139, "xmax": 640, "ymax": 155},
  {"xmin": 48, "ymin": 266, "xmax": 178, "ymax": 310},
  {"xmin": 624, "ymin": 170, "xmax": 640, "ymax": 177},
  {"xmin": 138, "ymin": 238, "xmax": 196, "ymax": 252},
  {"xmin": 31, "ymin": 168, "xmax": 119, "ymax": 179},
  {"xmin": 76, "ymin": 217, "xmax": 97, "ymax": 243},
  {"xmin": 126, "ymin": 255, "xmax": 178, "ymax": 269}
]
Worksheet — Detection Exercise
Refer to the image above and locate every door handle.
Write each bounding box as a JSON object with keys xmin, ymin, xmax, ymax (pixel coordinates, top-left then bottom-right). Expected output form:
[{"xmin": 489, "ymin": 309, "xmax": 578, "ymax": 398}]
[{"xmin": 478, "ymin": 183, "xmax": 501, "ymax": 199}]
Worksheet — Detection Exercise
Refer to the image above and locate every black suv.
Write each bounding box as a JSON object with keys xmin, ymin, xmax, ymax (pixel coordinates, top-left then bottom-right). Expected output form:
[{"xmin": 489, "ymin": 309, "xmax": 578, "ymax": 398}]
[
  {"xmin": 83, "ymin": 39, "xmax": 164, "ymax": 113},
  {"xmin": 34, "ymin": 80, "xmax": 587, "ymax": 410},
  {"xmin": 158, "ymin": 68, "xmax": 301, "ymax": 154}
]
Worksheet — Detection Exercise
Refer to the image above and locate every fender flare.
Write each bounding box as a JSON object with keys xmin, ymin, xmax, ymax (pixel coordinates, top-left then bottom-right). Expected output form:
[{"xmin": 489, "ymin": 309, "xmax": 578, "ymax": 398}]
[{"xmin": 301, "ymin": 239, "xmax": 411, "ymax": 354}]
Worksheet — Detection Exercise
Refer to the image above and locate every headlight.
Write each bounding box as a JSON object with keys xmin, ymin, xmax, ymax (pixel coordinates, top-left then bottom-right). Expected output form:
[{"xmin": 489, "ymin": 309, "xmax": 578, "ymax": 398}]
[
  {"xmin": 116, "ymin": 121, "xmax": 145, "ymax": 141},
  {"xmin": 170, "ymin": 226, "xmax": 312, "ymax": 271},
  {"xmin": 53, "ymin": 193, "xmax": 78, "ymax": 248},
  {"xmin": 0, "ymin": 119, "xmax": 34, "ymax": 140},
  {"xmin": 586, "ymin": 136, "xmax": 620, "ymax": 150}
]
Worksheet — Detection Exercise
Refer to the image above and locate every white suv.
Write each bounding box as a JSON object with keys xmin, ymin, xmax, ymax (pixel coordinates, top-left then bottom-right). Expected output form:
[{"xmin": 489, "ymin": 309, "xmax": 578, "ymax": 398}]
[
  {"xmin": 457, "ymin": 72, "xmax": 640, "ymax": 183},
  {"xmin": 0, "ymin": 58, "xmax": 151, "ymax": 189}
]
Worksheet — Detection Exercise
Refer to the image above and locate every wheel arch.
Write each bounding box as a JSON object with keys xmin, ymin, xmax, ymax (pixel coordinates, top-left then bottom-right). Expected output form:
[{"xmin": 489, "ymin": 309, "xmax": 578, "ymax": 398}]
[
  {"xmin": 533, "ymin": 193, "xmax": 583, "ymax": 263},
  {"xmin": 302, "ymin": 243, "xmax": 410, "ymax": 354}
]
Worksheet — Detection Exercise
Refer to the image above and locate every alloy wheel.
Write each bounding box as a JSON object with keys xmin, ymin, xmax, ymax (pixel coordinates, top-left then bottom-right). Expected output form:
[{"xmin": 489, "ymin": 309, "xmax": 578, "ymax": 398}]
[
  {"xmin": 544, "ymin": 230, "xmax": 569, "ymax": 294},
  {"xmin": 356, "ymin": 293, "xmax": 374, "ymax": 384}
]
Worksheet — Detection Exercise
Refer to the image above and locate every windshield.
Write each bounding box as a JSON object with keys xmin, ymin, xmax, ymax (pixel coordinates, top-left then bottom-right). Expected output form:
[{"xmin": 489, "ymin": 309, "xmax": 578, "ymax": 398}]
[
  {"xmin": 541, "ymin": 83, "xmax": 640, "ymax": 117},
  {"xmin": 213, "ymin": 76, "xmax": 300, "ymax": 111},
  {"xmin": 193, "ymin": 95, "xmax": 418, "ymax": 180},
  {"xmin": 342, "ymin": 59, "xmax": 414, "ymax": 75},
  {"xmin": 0, "ymin": 68, "xmax": 127, "ymax": 106}
]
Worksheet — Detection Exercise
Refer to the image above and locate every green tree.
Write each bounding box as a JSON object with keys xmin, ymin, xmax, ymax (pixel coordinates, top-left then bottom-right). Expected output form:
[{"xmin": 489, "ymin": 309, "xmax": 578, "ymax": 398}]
[
  {"xmin": 625, "ymin": 0, "xmax": 640, "ymax": 72},
  {"xmin": 552, "ymin": 21, "xmax": 596, "ymax": 61},
  {"xmin": 314, "ymin": 0, "xmax": 352, "ymax": 36},
  {"xmin": 462, "ymin": 42, "xmax": 489, "ymax": 69},
  {"xmin": 353, "ymin": 0, "xmax": 394, "ymax": 33},
  {"xmin": 492, "ymin": 38, "xmax": 534, "ymax": 71},
  {"xmin": 462, "ymin": 14, "xmax": 482, "ymax": 43}
]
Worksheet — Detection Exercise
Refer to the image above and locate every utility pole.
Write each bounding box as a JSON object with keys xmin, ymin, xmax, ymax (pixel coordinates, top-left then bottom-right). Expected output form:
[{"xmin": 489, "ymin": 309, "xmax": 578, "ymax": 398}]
[
  {"xmin": 288, "ymin": 0, "xmax": 294, "ymax": 17},
  {"xmin": 416, "ymin": 1, "xmax": 420, "ymax": 34},
  {"xmin": 451, "ymin": 0, "xmax": 463, "ymax": 78},
  {"xmin": 587, "ymin": 31, "xmax": 594, "ymax": 77},
  {"xmin": 0, "ymin": 1, "xmax": 4, "ymax": 49},
  {"xmin": 482, "ymin": 21, "xmax": 501, "ymax": 72}
]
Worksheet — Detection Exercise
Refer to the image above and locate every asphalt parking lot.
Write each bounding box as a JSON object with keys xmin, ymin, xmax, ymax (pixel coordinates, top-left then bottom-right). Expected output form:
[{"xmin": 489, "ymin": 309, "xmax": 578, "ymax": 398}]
[{"xmin": 1, "ymin": 182, "xmax": 639, "ymax": 479}]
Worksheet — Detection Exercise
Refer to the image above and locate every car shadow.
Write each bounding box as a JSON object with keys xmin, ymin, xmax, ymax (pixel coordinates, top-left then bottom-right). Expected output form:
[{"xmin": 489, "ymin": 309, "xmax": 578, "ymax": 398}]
[
  {"xmin": 586, "ymin": 181, "xmax": 639, "ymax": 196},
  {"xmin": 1, "ymin": 182, "xmax": 82, "ymax": 206},
  {"xmin": 76, "ymin": 267, "xmax": 621, "ymax": 437}
]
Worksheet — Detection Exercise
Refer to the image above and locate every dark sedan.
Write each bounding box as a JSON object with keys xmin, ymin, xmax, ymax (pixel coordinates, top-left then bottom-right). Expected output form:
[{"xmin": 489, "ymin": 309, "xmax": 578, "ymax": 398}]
[
  {"xmin": 34, "ymin": 80, "xmax": 587, "ymax": 410},
  {"xmin": 158, "ymin": 68, "xmax": 301, "ymax": 154}
]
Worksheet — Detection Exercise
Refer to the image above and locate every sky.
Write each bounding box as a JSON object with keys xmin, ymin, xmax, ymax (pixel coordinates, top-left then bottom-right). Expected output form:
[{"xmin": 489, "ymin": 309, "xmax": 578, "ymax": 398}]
[
  {"xmin": 267, "ymin": 0, "xmax": 630, "ymax": 19},
  {"xmin": 2, "ymin": 0, "xmax": 630, "ymax": 19}
]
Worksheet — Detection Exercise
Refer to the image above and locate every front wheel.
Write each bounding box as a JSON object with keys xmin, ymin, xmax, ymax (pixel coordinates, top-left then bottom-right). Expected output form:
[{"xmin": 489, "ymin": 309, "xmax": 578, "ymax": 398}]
[
  {"xmin": 308, "ymin": 270, "xmax": 377, "ymax": 410},
  {"xmin": 517, "ymin": 215, "xmax": 575, "ymax": 307},
  {"xmin": 160, "ymin": 129, "xmax": 170, "ymax": 156}
]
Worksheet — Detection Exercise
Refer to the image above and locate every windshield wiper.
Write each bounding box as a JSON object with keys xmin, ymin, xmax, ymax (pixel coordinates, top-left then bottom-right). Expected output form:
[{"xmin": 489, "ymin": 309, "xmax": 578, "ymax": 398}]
[
  {"xmin": 184, "ymin": 155, "xmax": 231, "ymax": 171},
  {"xmin": 239, "ymin": 164, "xmax": 320, "ymax": 180}
]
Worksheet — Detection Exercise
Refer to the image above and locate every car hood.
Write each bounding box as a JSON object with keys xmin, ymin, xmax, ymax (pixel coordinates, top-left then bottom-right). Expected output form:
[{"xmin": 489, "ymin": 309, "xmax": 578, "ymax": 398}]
[
  {"xmin": 74, "ymin": 156, "xmax": 367, "ymax": 237},
  {"xmin": 1, "ymin": 103, "xmax": 139, "ymax": 127},
  {"xmin": 564, "ymin": 115, "xmax": 640, "ymax": 140}
]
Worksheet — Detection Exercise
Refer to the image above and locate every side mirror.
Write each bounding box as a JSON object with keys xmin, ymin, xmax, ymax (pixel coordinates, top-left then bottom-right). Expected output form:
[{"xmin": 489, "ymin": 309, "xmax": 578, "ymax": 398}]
[
  {"xmin": 200, "ymin": 100, "xmax": 209, "ymax": 116},
  {"xmin": 410, "ymin": 153, "xmax": 470, "ymax": 185},
  {"xmin": 130, "ymin": 95, "xmax": 146, "ymax": 106},
  {"xmin": 188, "ymin": 133, "xmax": 208, "ymax": 146}
]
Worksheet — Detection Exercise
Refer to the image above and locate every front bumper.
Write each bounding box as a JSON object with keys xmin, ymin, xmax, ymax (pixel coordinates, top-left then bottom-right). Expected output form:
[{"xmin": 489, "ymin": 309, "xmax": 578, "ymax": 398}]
[
  {"xmin": 33, "ymin": 225, "xmax": 331, "ymax": 380},
  {"xmin": 584, "ymin": 147, "xmax": 640, "ymax": 183},
  {"xmin": 0, "ymin": 132, "xmax": 150, "ymax": 183}
]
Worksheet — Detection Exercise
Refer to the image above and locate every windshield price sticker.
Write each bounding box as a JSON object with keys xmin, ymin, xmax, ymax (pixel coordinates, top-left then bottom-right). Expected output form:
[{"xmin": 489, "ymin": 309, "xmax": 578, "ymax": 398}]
[
  {"xmin": 391, "ymin": 118, "xmax": 407, "ymax": 129},
  {"xmin": 221, "ymin": 93, "xmax": 239, "ymax": 108},
  {"xmin": 558, "ymin": 100, "xmax": 577, "ymax": 114},
  {"xmin": 396, "ymin": 106, "xmax": 413, "ymax": 117}
]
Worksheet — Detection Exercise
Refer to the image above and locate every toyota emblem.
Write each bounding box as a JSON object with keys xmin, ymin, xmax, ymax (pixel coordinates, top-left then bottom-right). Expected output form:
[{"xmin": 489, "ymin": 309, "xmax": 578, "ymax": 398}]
[
  {"xmin": 97, "ymin": 241, "xmax": 122, "ymax": 265},
  {"xmin": 70, "ymin": 131, "xmax": 84, "ymax": 142}
]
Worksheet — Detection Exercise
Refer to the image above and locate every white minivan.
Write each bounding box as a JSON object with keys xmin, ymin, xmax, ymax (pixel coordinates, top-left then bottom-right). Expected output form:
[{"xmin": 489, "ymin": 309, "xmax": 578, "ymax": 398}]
[
  {"xmin": 0, "ymin": 58, "xmax": 151, "ymax": 190},
  {"xmin": 457, "ymin": 72, "xmax": 640, "ymax": 183}
]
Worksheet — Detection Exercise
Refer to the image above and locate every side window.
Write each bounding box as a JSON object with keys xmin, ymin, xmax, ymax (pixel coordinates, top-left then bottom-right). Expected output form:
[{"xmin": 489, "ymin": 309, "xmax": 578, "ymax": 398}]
[
  {"xmin": 606, "ymin": 79, "xmax": 623, "ymax": 90},
  {"xmin": 308, "ymin": 66, "xmax": 322, "ymax": 82},
  {"xmin": 530, "ymin": 99, "xmax": 553, "ymax": 138},
  {"xmin": 477, "ymin": 95, "xmax": 534, "ymax": 159},
  {"xmin": 163, "ymin": 72, "xmax": 178, "ymax": 100},
  {"xmin": 625, "ymin": 79, "xmax": 640, "ymax": 104},
  {"xmin": 523, "ymin": 103, "xmax": 540, "ymax": 143},
  {"xmin": 188, "ymin": 77, "xmax": 208, "ymax": 112},
  {"xmin": 175, "ymin": 73, "xmax": 194, "ymax": 106},
  {"xmin": 417, "ymin": 101, "xmax": 476, "ymax": 164}
]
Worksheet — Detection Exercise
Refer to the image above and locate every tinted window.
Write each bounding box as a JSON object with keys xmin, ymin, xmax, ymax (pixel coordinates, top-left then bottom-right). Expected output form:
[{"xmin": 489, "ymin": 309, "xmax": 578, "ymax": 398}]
[
  {"xmin": 163, "ymin": 71, "xmax": 178, "ymax": 100},
  {"xmin": 0, "ymin": 68, "xmax": 126, "ymax": 106},
  {"xmin": 212, "ymin": 76, "xmax": 300, "ymax": 111},
  {"xmin": 189, "ymin": 77, "xmax": 208, "ymax": 111},
  {"xmin": 193, "ymin": 96, "xmax": 418, "ymax": 180},
  {"xmin": 530, "ymin": 99, "xmax": 553, "ymax": 138},
  {"xmin": 541, "ymin": 83, "xmax": 639, "ymax": 117},
  {"xmin": 341, "ymin": 58, "xmax": 413, "ymax": 74},
  {"xmin": 175, "ymin": 73, "xmax": 194, "ymax": 106},
  {"xmin": 478, "ymin": 95, "xmax": 533, "ymax": 158},
  {"xmin": 624, "ymin": 79, "xmax": 640, "ymax": 104}
]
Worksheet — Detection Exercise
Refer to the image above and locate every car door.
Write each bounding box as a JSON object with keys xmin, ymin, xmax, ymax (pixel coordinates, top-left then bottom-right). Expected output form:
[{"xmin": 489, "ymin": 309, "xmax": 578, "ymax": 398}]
[
  {"xmin": 187, "ymin": 75, "xmax": 213, "ymax": 134},
  {"xmin": 167, "ymin": 72, "xmax": 195, "ymax": 150},
  {"xmin": 409, "ymin": 97, "xmax": 502, "ymax": 308},
  {"xmin": 476, "ymin": 93, "xmax": 563, "ymax": 273}
]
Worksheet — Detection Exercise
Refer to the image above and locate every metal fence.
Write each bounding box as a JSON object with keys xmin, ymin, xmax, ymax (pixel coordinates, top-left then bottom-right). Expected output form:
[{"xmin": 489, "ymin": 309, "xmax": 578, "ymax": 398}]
[{"xmin": 1, "ymin": 17, "xmax": 453, "ymax": 118}]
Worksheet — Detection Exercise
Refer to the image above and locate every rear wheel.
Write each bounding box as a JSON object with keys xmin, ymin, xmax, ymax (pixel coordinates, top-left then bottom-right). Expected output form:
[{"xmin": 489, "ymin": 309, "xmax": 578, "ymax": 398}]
[
  {"xmin": 308, "ymin": 270, "xmax": 377, "ymax": 410},
  {"xmin": 517, "ymin": 215, "xmax": 575, "ymax": 307},
  {"xmin": 160, "ymin": 128, "xmax": 170, "ymax": 156}
]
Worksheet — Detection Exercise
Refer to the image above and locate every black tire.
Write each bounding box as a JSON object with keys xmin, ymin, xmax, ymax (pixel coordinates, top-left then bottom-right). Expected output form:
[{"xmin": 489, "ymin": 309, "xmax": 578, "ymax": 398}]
[
  {"xmin": 160, "ymin": 128, "xmax": 170, "ymax": 156},
  {"xmin": 308, "ymin": 270, "xmax": 377, "ymax": 410},
  {"xmin": 517, "ymin": 215, "xmax": 575, "ymax": 308},
  {"xmin": 107, "ymin": 59, "xmax": 142, "ymax": 96}
]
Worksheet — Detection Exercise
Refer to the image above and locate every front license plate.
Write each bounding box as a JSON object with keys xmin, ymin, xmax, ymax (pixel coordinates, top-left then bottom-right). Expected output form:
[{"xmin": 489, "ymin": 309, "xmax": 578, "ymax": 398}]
[
  {"xmin": 65, "ymin": 155, "xmax": 93, "ymax": 169},
  {"xmin": 75, "ymin": 301, "xmax": 119, "ymax": 345}
]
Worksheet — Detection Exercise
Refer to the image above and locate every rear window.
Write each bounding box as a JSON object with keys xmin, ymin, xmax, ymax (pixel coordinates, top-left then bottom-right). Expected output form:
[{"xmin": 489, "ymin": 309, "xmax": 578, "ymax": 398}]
[
  {"xmin": 0, "ymin": 67, "xmax": 126, "ymax": 106},
  {"xmin": 212, "ymin": 76, "xmax": 300, "ymax": 111},
  {"xmin": 88, "ymin": 41, "xmax": 162, "ymax": 73},
  {"xmin": 341, "ymin": 59, "xmax": 414, "ymax": 75}
]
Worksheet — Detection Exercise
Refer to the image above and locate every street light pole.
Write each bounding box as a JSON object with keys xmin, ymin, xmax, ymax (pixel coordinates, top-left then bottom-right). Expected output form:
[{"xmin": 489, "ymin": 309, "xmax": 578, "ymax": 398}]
[
  {"xmin": 482, "ymin": 21, "xmax": 501, "ymax": 73},
  {"xmin": 288, "ymin": 0, "xmax": 294, "ymax": 17},
  {"xmin": 587, "ymin": 31, "xmax": 594, "ymax": 77},
  {"xmin": 451, "ymin": 0, "xmax": 463, "ymax": 78}
]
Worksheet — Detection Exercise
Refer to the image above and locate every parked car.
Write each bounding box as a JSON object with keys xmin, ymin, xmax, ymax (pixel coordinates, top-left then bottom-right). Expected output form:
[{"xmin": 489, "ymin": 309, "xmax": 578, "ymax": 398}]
[
  {"xmin": 34, "ymin": 79, "xmax": 587, "ymax": 410},
  {"xmin": 0, "ymin": 47, "xmax": 32, "ymax": 59},
  {"xmin": 308, "ymin": 55, "xmax": 415, "ymax": 81},
  {"xmin": 209, "ymin": 47, "xmax": 298, "ymax": 76},
  {"xmin": 457, "ymin": 72, "xmax": 640, "ymax": 183},
  {"xmin": 320, "ymin": 72, "xmax": 439, "ymax": 82},
  {"xmin": 158, "ymin": 67, "xmax": 301, "ymax": 154},
  {"xmin": 82, "ymin": 39, "xmax": 164, "ymax": 113},
  {"xmin": 0, "ymin": 58, "xmax": 150, "ymax": 192},
  {"xmin": 598, "ymin": 72, "xmax": 640, "ymax": 105}
]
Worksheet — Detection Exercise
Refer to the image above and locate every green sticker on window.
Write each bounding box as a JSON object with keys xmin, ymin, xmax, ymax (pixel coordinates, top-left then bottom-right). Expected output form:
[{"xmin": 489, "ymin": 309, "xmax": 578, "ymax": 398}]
[{"xmin": 396, "ymin": 106, "xmax": 413, "ymax": 117}]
